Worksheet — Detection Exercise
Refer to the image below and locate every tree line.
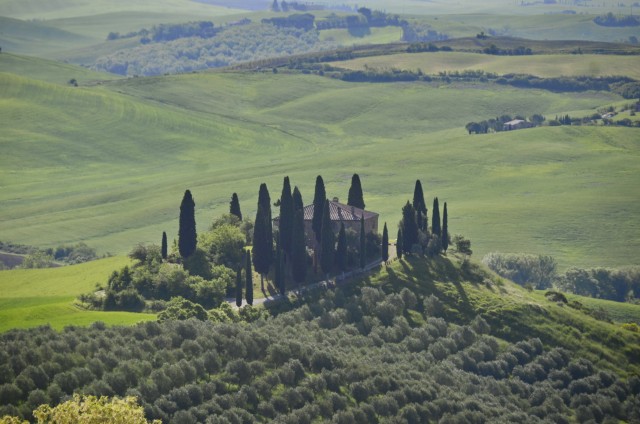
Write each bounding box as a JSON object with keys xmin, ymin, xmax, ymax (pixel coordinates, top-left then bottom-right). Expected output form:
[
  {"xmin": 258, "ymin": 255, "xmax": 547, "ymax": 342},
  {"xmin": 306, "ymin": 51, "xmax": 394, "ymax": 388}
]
[
  {"xmin": 83, "ymin": 174, "xmax": 381, "ymax": 313},
  {"xmin": 483, "ymin": 252, "xmax": 640, "ymax": 303}
]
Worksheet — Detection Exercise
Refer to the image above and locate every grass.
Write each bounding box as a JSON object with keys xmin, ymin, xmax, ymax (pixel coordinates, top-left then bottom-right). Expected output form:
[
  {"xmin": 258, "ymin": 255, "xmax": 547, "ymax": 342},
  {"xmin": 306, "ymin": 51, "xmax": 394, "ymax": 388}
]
[
  {"xmin": 364, "ymin": 255, "xmax": 640, "ymax": 376},
  {"xmin": 0, "ymin": 256, "xmax": 156, "ymax": 332},
  {"xmin": 1, "ymin": 56, "xmax": 638, "ymax": 271},
  {"xmin": 319, "ymin": 27, "xmax": 402, "ymax": 45},
  {"xmin": 331, "ymin": 51, "xmax": 640, "ymax": 80}
]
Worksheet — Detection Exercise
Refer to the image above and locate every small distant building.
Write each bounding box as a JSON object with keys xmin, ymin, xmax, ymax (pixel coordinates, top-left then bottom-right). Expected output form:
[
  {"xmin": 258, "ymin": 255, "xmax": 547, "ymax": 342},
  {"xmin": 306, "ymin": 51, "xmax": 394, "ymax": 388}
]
[
  {"xmin": 273, "ymin": 198, "xmax": 379, "ymax": 248},
  {"xmin": 503, "ymin": 119, "xmax": 532, "ymax": 131}
]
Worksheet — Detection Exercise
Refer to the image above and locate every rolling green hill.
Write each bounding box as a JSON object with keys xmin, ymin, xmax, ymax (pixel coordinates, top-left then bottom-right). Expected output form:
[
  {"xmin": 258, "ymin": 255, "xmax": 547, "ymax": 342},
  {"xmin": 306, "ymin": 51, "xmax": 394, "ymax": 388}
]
[
  {"xmin": 0, "ymin": 256, "xmax": 155, "ymax": 331},
  {"xmin": 331, "ymin": 51, "xmax": 640, "ymax": 80},
  {"xmin": 1, "ymin": 54, "xmax": 638, "ymax": 270},
  {"xmin": 0, "ymin": 253, "xmax": 638, "ymax": 423}
]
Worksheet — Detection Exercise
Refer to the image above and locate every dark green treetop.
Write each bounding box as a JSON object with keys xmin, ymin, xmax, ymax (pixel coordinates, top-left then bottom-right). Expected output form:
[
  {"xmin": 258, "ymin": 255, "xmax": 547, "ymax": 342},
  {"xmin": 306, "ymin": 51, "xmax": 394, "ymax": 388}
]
[
  {"xmin": 432, "ymin": 197, "xmax": 441, "ymax": 237},
  {"xmin": 230, "ymin": 193, "xmax": 242, "ymax": 221},
  {"xmin": 401, "ymin": 201, "xmax": 418, "ymax": 253},
  {"xmin": 312, "ymin": 175, "xmax": 326, "ymax": 244},
  {"xmin": 347, "ymin": 173, "xmax": 365, "ymax": 210},
  {"xmin": 279, "ymin": 176, "xmax": 294, "ymax": 256},
  {"xmin": 252, "ymin": 183, "xmax": 273, "ymax": 279},
  {"xmin": 178, "ymin": 189, "xmax": 197, "ymax": 259},
  {"xmin": 382, "ymin": 223, "xmax": 389, "ymax": 262}
]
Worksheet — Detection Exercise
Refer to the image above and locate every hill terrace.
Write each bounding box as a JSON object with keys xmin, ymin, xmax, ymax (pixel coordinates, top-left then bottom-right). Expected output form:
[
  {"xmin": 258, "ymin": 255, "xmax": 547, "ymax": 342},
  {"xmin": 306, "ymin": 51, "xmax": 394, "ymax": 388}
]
[{"xmin": 273, "ymin": 197, "xmax": 379, "ymax": 247}]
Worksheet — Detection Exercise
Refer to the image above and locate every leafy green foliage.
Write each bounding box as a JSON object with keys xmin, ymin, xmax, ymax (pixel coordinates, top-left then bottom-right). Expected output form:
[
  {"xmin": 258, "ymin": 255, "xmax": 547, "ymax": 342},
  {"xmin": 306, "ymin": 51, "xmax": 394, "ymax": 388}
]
[
  {"xmin": 93, "ymin": 24, "xmax": 330, "ymax": 76},
  {"xmin": 555, "ymin": 266, "xmax": 640, "ymax": 302},
  {"xmin": 483, "ymin": 252, "xmax": 557, "ymax": 290},
  {"xmin": 157, "ymin": 296, "xmax": 207, "ymax": 321},
  {"xmin": 1, "ymin": 256, "xmax": 639, "ymax": 422}
]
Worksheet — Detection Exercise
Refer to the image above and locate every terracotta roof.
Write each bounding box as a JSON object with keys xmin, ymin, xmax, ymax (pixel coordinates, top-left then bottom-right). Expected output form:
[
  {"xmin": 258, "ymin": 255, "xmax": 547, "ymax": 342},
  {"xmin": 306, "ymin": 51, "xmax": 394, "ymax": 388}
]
[{"xmin": 274, "ymin": 201, "xmax": 378, "ymax": 222}]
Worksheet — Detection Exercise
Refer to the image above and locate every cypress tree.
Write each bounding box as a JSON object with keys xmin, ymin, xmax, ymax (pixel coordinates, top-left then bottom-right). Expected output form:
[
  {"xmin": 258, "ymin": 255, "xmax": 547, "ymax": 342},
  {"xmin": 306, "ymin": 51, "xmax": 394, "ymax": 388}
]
[
  {"xmin": 245, "ymin": 250, "xmax": 253, "ymax": 306},
  {"xmin": 275, "ymin": 240, "xmax": 285, "ymax": 296},
  {"xmin": 252, "ymin": 184, "xmax": 273, "ymax": 290},
  {"xmin": 178, "ymin": 189, "xmax": 197, "ymax": 259},
  {"xmin": 235, "ymin": 267, "xmax": 242, "ymax": 307},
  {"xmin": 347, "ymin": 173, "xmax": 365, "ymax": 210},
  {"xmin": 432, "ymin": 197, "xmax": 441, "ymax": 237},
  {"xmin": 413, "ymin": 180, "xmax": 427, "ymax": 231},
  {"xmin": 396, "ymin": 228, "xmax": 403, "ymax": 260},
  {"xmin": 161, "ymin": 231, "xmax": 168, "ymax": 260},
  {"xmin": 279, "ymin": 177, "xmax": 294, "ymax": 256},
  {"xmin": 291, "ymin": 207, "xmax": 307, "ymax": 288},
  {"xmin": 292, "ymin": 186, "xmax": 303, "ymax": 212},
  {"xmin": 335, "ymin": 222, "xmax": 347, "ymax": 272},
  {"xmin": 401, "ymin": 201, "xmax": 418, "ymax": 253},
  {"xmin": 312, "ymin": 175, "xmax": 326, "ymax": 244},
  {"xmin": 442, "ymin": 202, "xmax": 449, "ymax": 253},
  {"xmin": 230, "ymin": 193, "xmax": 242, "ymax": 221},
  {"xmin": 359, "ymin": 216, "xmax": 366, "ymax": 269},
  {"xmin": 320, "ymin": 199, "xmax": 335, "ymax": 276},
  {"xmin": 382, "ymin": 223, "xmax": 389, "ymax": 262}
]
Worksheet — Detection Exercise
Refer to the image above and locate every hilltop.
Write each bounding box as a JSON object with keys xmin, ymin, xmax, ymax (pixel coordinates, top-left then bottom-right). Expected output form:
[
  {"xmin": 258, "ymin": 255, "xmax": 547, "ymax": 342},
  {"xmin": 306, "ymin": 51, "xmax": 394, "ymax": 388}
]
[{"xmin": 0, "ymin": 254, "xmax": 639, "ymax": 422}]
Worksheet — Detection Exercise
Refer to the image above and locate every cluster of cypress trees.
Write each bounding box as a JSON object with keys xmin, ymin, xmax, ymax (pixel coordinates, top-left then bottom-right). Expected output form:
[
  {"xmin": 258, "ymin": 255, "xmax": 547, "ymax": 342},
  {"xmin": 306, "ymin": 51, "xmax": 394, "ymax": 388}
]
[
  {"xmin": 396, "ymin": 180, "xmax": 449, "ymax": 258},
  {"xmin": 173, "ymin": 173, "xmax": 375, "ymax": 305}
]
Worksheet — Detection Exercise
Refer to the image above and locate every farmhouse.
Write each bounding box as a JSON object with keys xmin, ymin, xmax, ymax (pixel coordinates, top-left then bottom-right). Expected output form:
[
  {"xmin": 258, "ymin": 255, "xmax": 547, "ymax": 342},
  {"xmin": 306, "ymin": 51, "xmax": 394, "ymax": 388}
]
[
  {"xmin": 273, "ymin": 197, "xmax": 379, "ymax": 248},
  {"xmin": 503, "ymin": 119, "xmax": 532, "ymax": 131}
]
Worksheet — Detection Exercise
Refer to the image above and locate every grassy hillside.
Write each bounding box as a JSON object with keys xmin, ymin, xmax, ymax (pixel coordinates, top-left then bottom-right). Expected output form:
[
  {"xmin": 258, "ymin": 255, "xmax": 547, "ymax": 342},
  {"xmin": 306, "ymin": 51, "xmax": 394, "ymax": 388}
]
[
  {"xmin": 0, "ymin": 0, "xmax": 245, "ymax": 58},
  {"xmin": 0, "ymin": 52, "xmax": 120, "ymax": 85},
  {"xmin": 332, "ymin": 51, "xmax": 640, "ymax": 79},
  {"xmin": 361, "ymin": 255, "xmax": 640, "ymax": 376},
  {"xmin": 1, "ymin": 60, "xmax": 638, "ymax": 269},
  {"xmin": 0, "ymin": 256, "xmax": 155, "ymax": 331}
]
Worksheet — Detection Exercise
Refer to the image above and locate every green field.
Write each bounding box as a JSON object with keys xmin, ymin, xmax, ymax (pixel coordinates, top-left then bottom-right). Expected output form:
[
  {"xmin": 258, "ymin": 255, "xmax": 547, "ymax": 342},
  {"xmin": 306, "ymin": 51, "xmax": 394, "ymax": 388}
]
[
  {"xmin": 332, "ymin": 51, "xmax": 640, "ymax": 80},
  {"xmin": 1, "ymin": 52, "xmax": 639, "ymax": 271},
  {"xmin": 0, "ymin": 256, "xmax": 155, "ymax": 331},
  {"xmin": 319, "ymin": 26, "xmax": 403, "ymax": 45}
]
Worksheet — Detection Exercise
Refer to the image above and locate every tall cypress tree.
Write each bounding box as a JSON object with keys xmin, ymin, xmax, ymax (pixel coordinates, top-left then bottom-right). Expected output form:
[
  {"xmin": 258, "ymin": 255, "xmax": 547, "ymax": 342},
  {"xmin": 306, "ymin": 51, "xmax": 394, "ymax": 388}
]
[
  {"xmin": 348, "ymin": 173, "xmax": 365, "ymax": 210},
  {"xmin": 245, "ymin": 250, "xmax": 253, "ymax": 306},
  {"xmin": 291, "ymin": 207, "xmax": 307, "ymax": 288},
  {"xmin": 275, "ymin": 239, "xmax": 285, "ymax": 296},
  {"xmin": 279, "ymin": 177, "xmax": 294, "ymax": 256},
  {"xmin": 335, "ymin": 222, "xmax": 347, "ymax": 272},
  {"xmin": 292, "ymin": 186, "xmax": 303, "ymax": 212},
  {"xmin": 382, "ymin": 223, "xmax": 389, "ymax": 262},
  {"xmin": 432, "ymin": 197, "xmax": 441, "ymax": 237},
  {"xmin": 312, "ymin": 175, "xmax": 326, "ymax": 244},
  {"xmin": 320, "ymin": 199, "xmax": 335, "ymax": 276},
  {"xmin": 401, "ymin": 201, "xmax": 418, "ymax": 253},
  {"xmin": 252, "ymin": 184, "xmax": 273, "ymax": 290},
  {"xmin": 413, "ymin": 180, "xmax": 427, "ymax": 231},
  {"xmin": 442, "ymin": 202, "xmax": 449, "ymax": 253},
  {"xmin": 359, "ymin": 216, "xmax": 366, "ymax": 269},
  {"xmin": 235, "ymin": 267, "xmax": 242, "ymax": 307},
  {"xmin": 178, "ymin": 189, "xmax": 197, "ymax": 259},
  {"xmin": 161, "ymin": 231, "xmax": 168, "ymax": 260},
  {"xmin": 396, "ymin": 228, "xmax": 403, "ymax": 260},
  {"xmin": 230, "ymin": 193, "xmax": 242, "ymax": 221}
]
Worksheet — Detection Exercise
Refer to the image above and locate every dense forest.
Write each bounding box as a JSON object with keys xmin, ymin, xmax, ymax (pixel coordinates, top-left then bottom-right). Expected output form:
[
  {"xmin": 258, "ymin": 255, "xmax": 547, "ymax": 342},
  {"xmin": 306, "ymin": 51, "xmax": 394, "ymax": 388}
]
[{"xmin": 2, "ymin": 265, "xmax": 640, "ymax": 423}]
